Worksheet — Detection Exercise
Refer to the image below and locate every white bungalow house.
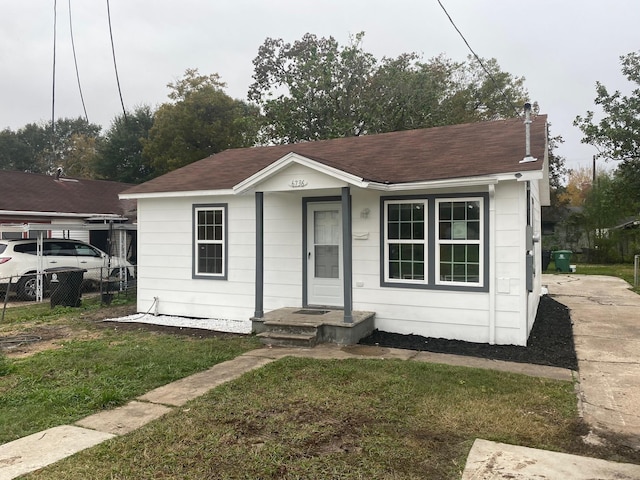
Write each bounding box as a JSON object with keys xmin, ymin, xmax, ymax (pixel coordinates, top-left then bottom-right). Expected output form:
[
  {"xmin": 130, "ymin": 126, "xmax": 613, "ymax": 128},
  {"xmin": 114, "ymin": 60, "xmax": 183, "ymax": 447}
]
[{"xmin": 120, "ymin": 112, "xmax": 549, "ymax": 346}]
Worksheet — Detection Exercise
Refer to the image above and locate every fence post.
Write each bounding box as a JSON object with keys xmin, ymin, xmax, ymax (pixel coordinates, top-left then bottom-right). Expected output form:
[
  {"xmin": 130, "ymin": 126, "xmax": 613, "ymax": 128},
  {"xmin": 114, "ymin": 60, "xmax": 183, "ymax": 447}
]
[
  {"xmin": 2, "ymin": 276, "xmax": 12, "ymax": 322},
  {"xmin": 635, "ymin": 254, "xmax": 639, "ymax": 288}
]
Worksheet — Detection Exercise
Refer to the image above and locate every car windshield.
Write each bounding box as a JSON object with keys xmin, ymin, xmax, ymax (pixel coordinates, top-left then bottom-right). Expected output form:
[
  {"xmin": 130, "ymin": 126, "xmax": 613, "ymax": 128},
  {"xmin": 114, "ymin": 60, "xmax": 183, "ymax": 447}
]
[{"xmin": 0, "ymin": 245, "xmax": 6, "ymax": 254}]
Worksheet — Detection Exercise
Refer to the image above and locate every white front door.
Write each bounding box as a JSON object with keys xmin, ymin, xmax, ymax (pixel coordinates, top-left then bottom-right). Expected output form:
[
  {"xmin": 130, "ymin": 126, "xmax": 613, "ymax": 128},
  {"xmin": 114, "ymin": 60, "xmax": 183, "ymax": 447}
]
[{"xmin": 307, "ymin": 203, "xmax": 343, "ymax": 307}]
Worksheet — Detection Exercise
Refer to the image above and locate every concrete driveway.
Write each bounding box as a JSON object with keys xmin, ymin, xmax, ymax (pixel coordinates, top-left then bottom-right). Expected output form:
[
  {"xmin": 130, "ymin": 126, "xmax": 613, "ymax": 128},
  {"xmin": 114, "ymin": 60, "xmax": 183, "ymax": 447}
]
[{"xmin": 544, "ymin": 274, "xmax": 640, "ymax": 448}]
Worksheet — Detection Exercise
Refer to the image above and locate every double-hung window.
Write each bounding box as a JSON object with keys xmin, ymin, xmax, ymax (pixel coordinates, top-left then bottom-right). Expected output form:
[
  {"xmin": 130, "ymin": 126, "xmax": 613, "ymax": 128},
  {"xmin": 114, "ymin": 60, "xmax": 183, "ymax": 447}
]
[
  {"xmin": 193, "ymin": 204, "xmax": 227, "ymax": 279},
  {"xmin": 382, "ymin": 195, "xmax": 486, "ymax": 290},
  {"xmin": 436, "ymin": 198, "xmax": 482, "ymax": 286},
  {"xmin": 384, "ymin": 201, "xmax": 427, "ymax": 283}
]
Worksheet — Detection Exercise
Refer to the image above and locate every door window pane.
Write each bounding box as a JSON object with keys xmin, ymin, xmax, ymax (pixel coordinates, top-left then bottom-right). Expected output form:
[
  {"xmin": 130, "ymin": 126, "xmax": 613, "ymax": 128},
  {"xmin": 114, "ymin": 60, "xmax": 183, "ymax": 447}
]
[{"xmin": 315, "ymin": 245, "xmax": 339, "ymax": 278}]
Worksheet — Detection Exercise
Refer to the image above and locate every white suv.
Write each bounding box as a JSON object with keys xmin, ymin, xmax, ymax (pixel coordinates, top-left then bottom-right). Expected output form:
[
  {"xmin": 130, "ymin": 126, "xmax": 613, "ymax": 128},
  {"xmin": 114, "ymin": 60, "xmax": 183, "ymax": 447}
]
[{"xmin": 0, "ymin": 238, "xmax": 134, "ymax": 300}]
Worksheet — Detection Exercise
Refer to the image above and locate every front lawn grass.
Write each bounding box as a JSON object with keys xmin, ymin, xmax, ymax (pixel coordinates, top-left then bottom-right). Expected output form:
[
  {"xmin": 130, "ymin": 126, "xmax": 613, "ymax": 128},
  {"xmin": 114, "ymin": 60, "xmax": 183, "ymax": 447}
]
[
  {"xmin": 25, "ymin": 357, "xmax": 640, "ymax": 480},
  {"xmin": 0, "ymin": 299, "xmax": 260, "ymax": 444}
]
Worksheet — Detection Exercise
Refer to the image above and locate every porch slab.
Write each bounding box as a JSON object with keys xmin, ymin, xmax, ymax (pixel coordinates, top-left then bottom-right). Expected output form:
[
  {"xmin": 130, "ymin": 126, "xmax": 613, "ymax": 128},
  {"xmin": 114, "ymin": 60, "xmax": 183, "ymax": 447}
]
[{"xmin": 252, "ymin": 308, "xmax": 375, "ymax": 346}]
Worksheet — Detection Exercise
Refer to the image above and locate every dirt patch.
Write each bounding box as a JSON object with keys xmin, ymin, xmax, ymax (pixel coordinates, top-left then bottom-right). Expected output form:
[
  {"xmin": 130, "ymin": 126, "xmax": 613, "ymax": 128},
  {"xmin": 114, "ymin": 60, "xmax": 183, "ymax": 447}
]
[
  {"xmin": 1, "ymin": 325, "xmax": 103, "ymax": 358},
  {"xmin": 1, "ymin": 303, "xmax": 248, "ymax": 359},
  {"xmin": 359, "ymin": 295, "xmax": 578, "ymax": 370}
]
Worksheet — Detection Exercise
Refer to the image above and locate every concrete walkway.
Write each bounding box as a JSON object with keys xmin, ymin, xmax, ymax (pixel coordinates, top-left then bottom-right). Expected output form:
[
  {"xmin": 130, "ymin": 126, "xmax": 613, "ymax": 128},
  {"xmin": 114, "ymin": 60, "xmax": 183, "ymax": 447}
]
[
  {"xmin": 1, "ymin": 275, "xmax": 640, "ymax": 479},
  {"xmin": 544, "ymin": 274, "xmax": 640, "ymax": 448}
]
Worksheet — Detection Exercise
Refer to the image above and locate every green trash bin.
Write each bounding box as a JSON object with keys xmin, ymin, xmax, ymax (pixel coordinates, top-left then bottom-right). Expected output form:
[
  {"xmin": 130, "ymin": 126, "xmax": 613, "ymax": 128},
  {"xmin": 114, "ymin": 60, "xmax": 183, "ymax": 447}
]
[{"xmin": 552, "ymin": 250, "xmax": 573, "ymax": 273}]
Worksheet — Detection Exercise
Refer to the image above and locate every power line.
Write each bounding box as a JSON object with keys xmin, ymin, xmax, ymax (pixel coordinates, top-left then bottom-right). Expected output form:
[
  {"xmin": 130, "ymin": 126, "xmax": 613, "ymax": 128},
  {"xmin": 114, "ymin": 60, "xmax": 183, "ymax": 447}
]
[
  {"xmin": 106, "ymin": 0, "xmax": 128, "ymax": 122},
  {"xmin": 435, "ymin": 0, "xmax": 523, "ymax": 118},
  {"xmin": 68, "ymin": 0, "xmax": 89, "ymax": 123},
  {"xmin": 51, "ymin": 0, "xmax": 58, "ymax": 167}
]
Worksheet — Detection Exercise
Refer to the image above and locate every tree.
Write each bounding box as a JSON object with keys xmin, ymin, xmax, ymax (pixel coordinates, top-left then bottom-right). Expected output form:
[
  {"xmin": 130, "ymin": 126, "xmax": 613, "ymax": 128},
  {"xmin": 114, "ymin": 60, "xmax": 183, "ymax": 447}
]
[
  {"xmin": 0, "ymin": 118, "xmax": 101, "ymax": 175},
  {"xmin": 248, "ymin": 32, "xmax": 531, "ymax": 144},
  {"xmin": 575, "ymin": 51, "xmax": 640, "ymax": 213},
  {"xmin": 0, "ymin": 128, "xmax": 33, "ymax": 171},
  {"xmin": 249, "ymin": 33, "xmax": 376, "ymax": 143},
  {"xmin": 95, "ymin": 105, "xmax": 155, "ymax": 183},
  {"xmin": 143, "ymin": 69, "xmax": 260, "ymax": 175},
  {"xmin": 547, "ymin": 131, "xmax": 568, "ymax": 204},
  {"xmin": 574, "ymin": 51, "xmax": 640, "ymax": 161},
  {"xmin": 558, "ymin": 166, "xmax": 592, "ymax": 207}
]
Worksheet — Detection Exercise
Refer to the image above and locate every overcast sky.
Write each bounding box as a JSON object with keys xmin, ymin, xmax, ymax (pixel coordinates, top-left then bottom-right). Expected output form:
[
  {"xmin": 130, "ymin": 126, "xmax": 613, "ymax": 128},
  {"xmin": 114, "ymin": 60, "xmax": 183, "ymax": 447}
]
[{"xmin": 0, "ymin": 0, "xmax": 637, "ymax": 171}]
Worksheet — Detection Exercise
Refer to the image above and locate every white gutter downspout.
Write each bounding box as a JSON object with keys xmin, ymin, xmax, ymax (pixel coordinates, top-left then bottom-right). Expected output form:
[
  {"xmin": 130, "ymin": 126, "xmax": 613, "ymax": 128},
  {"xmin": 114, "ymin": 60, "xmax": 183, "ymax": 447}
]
[{"xmin": 489, "ymin": 183, "xmax": 496, "ymax": 345}]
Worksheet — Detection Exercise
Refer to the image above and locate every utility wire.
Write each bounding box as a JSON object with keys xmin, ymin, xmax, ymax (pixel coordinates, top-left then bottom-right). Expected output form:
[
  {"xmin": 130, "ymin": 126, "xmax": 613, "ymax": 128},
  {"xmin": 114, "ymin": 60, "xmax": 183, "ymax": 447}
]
[
  {"xmin": 68, "ymin": 0, "xmax": 89, "ymax": 123},
  {"xmin": 436, "ymin": 0, "xmax": 523, "ymax": 118},
  {"xmin": 51, "ymin": 0, "xmax": 58, "ymax": 169},
  {"xmin": 106, "ymin": 0, "xmax": 128, "ymax": 122}
]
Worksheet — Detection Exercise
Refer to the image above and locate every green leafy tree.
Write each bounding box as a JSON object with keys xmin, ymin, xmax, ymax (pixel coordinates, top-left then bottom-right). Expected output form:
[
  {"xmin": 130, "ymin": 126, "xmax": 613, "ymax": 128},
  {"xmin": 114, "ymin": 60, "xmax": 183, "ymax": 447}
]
[
  {"xmin": 575, "ymin": 51, "xmax": 640, "ymax": 161},
  {"xmin": 143, "ymin": 69, "xmax": 260, "ymax": 175},
  {"xmin": 575, "ymin": 51, "xmax": 640, "ymax": 214},
  {"xmin": 249, "ymin": 32, "xmax": 531, "ymax": 144},
  {"xmin": 43, "ymin": 117, "xmax": 102, "ymax": 175},
  {"xmin": 0, "ymin": 118, "xmax": 101, "ymax": 175},
  {"xmin": 249, "ymin": 33, "xmax": 376, "ymax": 142},
  {"xmin": 0, "ymin": 128, "xmax": 33, "ymax": 171},
  {"xmin": 95, "ymin": 105, "xmax": 155, "ymax": 183}
]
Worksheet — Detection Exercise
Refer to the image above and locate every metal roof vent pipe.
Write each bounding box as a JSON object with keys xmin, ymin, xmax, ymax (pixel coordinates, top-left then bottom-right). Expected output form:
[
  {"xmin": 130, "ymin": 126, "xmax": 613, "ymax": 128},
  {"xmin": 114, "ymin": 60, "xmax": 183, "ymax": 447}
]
[{"xmin": 519, "ymin": 102, "xmax": 537, "ymax": 163}]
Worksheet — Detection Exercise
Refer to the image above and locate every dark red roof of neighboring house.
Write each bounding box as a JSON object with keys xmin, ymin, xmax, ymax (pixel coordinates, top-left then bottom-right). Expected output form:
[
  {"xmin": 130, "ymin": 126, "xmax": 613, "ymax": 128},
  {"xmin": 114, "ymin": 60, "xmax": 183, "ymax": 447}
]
[
  {"xmin": 124, "ymin": 115, "xmax": 547, "ymax": 195},
  {"xmin": 0, "ymin": 170, "xmax": 134, "ymax": 217}
]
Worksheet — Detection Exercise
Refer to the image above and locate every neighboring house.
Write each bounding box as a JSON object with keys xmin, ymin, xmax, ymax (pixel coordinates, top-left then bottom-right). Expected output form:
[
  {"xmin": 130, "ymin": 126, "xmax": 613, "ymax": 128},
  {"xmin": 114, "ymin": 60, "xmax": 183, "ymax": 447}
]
[
  {"xmin": 0, "ymin": 170, "xmax": 136, "ymax": 259},
  {"xmin": 121, "ymin": 114, "xmax": 549, "ymax": 346}
]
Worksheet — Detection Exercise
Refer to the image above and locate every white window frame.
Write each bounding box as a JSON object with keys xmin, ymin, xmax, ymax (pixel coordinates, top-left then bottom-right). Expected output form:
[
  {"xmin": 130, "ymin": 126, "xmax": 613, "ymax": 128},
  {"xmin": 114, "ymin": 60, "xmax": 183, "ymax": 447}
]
[
  {"xmin": 435, "ymin": 197, "xmax": 483, "ymax": 287},
  {"xmin": 383, "ymin": 199, "xmax": 428, "ymax": 285},
  {"xmin": 193, "ymin": 204, "xmax": 227, "ymax": 279}
]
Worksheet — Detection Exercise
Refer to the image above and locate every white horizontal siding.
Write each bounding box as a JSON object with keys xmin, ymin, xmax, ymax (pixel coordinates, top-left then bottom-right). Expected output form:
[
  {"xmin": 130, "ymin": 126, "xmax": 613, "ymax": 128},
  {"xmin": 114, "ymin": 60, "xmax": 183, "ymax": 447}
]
[
  {"xmin": 134, "ymin": 177, "xmax": 534, "ymax": 345},
  {"xmin": 262, "ymin": 193, "xmax": 304, "ymax": 308},
  {"xmin": 135, "ymin": 196, "xmax": 256, "ymax": 321},
  {"xmin": 492, "ymin": 182, "xmax": 527, "ymax": 345}
]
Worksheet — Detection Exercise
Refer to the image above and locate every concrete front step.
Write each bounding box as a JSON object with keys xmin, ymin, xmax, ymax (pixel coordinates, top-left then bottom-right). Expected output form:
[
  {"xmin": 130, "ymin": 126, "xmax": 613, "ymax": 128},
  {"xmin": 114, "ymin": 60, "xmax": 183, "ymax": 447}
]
[
  {"xmin": 257, "ymin": 331, "xmax": 317, "ymax": 347},
  {"xmin": 262, "ymin": 321, "xmax": 319, "ymax": 337}
]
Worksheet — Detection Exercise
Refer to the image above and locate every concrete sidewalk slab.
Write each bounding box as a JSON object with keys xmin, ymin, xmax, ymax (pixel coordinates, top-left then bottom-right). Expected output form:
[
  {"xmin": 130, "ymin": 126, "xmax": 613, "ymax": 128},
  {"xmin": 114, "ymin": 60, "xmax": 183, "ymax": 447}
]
[
  {"xmin": 253, "ymin": 344, "xmax": 574, "ymax": 381},
  {"xmin": 138, "ymin": 354, "xmax": 275, "ymax": 406},
  {"xmin": 0, "ymin": 425, "xmax": 114, "ymax": 480},
  {"xmin": 411, "ymin": 350, "xmax": 573, "ymax": 381},
  {"xmin": 76, "ymin": 400, "xmax": 173, "ymax": 436},
  {"xmin": 544, "ymin": 274, "xmax": 640, "ymax": 449},
  {"xmin": 462, "ymin": 438, "xmax": 640, "ymax": 479}
]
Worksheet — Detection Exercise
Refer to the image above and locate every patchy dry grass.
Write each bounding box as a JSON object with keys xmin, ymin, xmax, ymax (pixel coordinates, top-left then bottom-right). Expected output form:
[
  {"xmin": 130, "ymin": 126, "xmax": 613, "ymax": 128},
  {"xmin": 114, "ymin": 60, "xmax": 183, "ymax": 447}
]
[
  {"xmin": 0, "ymin": 298, "xmax": 260, "ymax": 444},
  {"xmin": 25, "ymin": 357, "xmax": 640, "ymax": 479}
]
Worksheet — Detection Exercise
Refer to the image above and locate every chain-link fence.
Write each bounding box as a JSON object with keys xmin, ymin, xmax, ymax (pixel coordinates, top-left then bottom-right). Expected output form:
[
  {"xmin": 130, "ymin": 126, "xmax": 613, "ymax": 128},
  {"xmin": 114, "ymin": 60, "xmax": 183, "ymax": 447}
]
[{"xmin": 1, "ymin": 265, "xmax": 136, "ymax": 309}]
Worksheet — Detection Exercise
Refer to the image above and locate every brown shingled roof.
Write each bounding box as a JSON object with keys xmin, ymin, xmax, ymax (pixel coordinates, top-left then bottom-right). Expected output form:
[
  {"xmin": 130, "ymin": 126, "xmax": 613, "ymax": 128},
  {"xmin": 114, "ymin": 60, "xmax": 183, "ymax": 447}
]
[
  {"xmin": 0, "ymin": 170, "xmax": 134, "ymax": 217},
  {"xmin": 124, "ymin": 115, "xmax": 547, "ymax": 195}
]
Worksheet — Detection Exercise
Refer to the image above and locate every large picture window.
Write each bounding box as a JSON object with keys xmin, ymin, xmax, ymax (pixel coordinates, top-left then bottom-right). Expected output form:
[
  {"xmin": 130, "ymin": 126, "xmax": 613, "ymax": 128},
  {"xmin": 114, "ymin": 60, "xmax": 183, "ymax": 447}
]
[
  {"xmin": 193, "ymin": 204, "xmax": 227, "ymax": 279},
  {"xmin": 381, "ymin": 195, "xmax": 486, "ymax": 290}
]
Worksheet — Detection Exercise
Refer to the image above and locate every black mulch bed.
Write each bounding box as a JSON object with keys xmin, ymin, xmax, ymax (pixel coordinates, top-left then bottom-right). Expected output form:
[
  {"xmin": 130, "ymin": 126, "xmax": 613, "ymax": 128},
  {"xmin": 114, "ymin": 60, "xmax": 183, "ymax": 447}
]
[{"xmin": 359, "ymin": 295, "xmax": 578, "ymax": 370}]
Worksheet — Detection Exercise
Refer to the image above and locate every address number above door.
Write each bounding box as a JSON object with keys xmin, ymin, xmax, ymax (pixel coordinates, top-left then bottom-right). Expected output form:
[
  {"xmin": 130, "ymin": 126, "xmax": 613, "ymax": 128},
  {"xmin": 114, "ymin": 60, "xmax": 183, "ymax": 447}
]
[{"xmin": 289, "ymin": 179, "xmax": 308, "ymax": 188}]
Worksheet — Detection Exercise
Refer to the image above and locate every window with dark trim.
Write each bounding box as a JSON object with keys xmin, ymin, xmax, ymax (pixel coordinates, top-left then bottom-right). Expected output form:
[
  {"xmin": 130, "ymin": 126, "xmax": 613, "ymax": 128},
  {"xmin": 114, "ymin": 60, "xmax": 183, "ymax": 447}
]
[
  {"xmin": 384, "ymin": 201, "xmax": 427, "ymax": 282},
  {"xmin": 436, "ymin": 198, "xmax": 482, "ymax": 285},
  {"xmin": 381, "ymin": 195, "xmax": 487, "ymax": 290},
  {"xmin": 193, "ymin": 204, "xmax": 227, "ymax": 279}
]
